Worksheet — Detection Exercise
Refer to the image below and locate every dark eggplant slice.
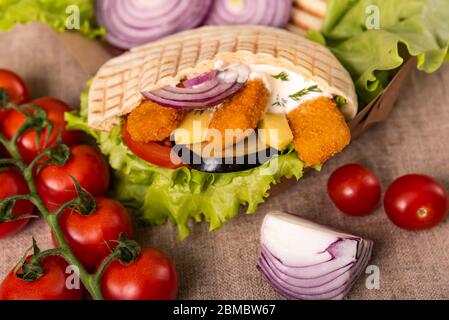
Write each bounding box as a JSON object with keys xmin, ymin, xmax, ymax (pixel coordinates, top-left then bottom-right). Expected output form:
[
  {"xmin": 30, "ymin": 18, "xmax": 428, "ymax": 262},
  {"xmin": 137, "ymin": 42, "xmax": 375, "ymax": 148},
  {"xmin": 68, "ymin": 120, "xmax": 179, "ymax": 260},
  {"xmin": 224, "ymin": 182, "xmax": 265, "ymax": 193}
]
[{"xmin": 172, "ymin": 132, "xmax": 279, "ymax": 173}]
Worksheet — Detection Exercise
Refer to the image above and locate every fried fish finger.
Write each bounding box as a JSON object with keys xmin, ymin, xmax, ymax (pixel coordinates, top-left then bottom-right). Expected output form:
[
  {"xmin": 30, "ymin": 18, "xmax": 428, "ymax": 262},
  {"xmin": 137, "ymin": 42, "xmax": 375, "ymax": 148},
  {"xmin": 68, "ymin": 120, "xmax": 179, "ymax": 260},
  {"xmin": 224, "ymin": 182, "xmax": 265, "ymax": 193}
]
[
  {"xmin": 209, "ymin": 79, "xmax": 269, "ymax": 147},
  {"xmin": 287, "ymin": 96, "xmax": 351, "ymax": 166},
  {"xmin": 126, "ymin": 100, "xmax": 185, "ymax": 143}
]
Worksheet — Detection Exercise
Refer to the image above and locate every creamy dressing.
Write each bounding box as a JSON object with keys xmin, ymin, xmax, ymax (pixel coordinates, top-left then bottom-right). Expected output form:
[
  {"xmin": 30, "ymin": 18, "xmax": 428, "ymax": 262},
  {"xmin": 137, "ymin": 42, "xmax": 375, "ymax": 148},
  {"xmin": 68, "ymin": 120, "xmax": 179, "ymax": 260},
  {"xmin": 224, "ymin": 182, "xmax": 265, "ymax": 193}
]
[
  {"xmin": 215, "ymin": 61, "xmax": 331, "ymax": 114},
  {"xmin": 249, "ymin": 64, "xmax": 330, "ymax": 114}
]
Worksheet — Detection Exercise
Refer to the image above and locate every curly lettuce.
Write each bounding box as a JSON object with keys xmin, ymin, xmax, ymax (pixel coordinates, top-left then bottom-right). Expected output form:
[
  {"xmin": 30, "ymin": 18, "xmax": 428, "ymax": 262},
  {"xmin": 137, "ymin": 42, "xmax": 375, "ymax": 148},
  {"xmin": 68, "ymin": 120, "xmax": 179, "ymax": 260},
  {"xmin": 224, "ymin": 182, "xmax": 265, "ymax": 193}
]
[
  {"xmin": 317, "ymin": 0, "xmax": 449, "ymax": 106},
  {"xmin": 66, "ymin": 86, "xmax": 305, "ymax": 239},
  {"xmin": 0, "ymin": 0, "xmax": 104, "ymax": 38}
]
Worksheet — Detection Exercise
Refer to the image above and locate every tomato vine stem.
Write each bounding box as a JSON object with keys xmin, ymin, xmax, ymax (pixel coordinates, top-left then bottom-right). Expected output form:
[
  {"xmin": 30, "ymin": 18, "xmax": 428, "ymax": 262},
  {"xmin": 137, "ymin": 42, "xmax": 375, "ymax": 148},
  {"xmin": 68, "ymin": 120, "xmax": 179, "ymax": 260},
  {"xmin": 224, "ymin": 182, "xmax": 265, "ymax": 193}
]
[{"xmin": 0, "ymin": 104, "xmax": 118, "ymax": 300}]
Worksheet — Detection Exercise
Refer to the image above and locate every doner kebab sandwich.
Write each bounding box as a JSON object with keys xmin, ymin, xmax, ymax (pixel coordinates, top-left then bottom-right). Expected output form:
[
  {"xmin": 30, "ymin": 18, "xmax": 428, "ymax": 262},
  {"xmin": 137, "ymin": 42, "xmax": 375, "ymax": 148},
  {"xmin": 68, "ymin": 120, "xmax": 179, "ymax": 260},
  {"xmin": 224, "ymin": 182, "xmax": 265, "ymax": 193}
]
[{"xmin": 67, "ymin": 26, "xmax": 358, "ymax": 239}]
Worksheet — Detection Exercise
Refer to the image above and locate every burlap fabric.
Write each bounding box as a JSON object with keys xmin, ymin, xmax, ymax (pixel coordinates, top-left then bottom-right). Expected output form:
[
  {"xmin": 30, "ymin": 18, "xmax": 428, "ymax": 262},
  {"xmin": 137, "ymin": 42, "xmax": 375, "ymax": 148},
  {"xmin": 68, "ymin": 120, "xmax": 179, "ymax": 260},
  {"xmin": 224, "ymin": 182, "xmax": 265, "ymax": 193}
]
[{"xmin": 1, "ymin": 23, "xmax": 448, "ymax": 300}]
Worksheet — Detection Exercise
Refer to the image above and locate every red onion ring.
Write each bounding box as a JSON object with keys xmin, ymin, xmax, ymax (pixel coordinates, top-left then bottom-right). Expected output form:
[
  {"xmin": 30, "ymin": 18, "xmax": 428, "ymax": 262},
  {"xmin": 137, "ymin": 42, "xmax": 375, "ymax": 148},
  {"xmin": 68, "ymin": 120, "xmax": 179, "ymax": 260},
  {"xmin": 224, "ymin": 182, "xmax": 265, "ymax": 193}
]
[
  {"xmin": 141, "ymin": 68, "xmax": 250, "ymax": 110},
  {"xmin": 152, "ymin": 81, "xmax": 234, "ymax": 102},
  {"xmin": 183, "ymin": 71, "xmax": 218, "ymax": 88},
  {"xmin": 164, "ymin": 80, "xmax": 220, "ymax": 95},
  {"xmin": 142, "ymin": 82, "xmax": 243, "ymax": 110},
  {"xmin": 97, "ymin": 0, "xmax": 212, "ymax": 49},
  {"xmin": 206, "ymin": 0, "xmax": 292, "ymax": 27}
]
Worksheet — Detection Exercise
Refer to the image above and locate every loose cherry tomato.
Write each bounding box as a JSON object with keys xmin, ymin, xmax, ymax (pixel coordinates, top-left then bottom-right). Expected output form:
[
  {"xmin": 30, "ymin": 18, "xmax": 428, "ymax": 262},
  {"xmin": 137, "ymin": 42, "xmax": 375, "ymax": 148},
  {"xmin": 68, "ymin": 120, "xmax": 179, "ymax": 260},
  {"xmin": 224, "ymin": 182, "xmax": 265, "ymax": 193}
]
[
  {"xmin": 0, "ymin": 169, "xmax": 34, "ymax": 239},
  {"xmin": 0, "ymin": 69, "xmax": 29, "ymax": 105},
  {"xmin": 328, "ymin": 163, "xmax": 382, "ymax": 216},
  {"xmin": 37, "ymin": 144, "xmax": 110, "ymax": 212},
  {"xmin": 101, "ymin": 247, "xmax": 178, "ymax": 300},
  {"xmin": 123, "ymin": 122, "xmax": 183, "ymax": 169},
  {"xmin": 0, "ymin": 97, "xmax": 81, "ymax": 163},
  {"xmin": 384, "ymin": 174, "xmax": 448, "ymax": 230},
  {"xmin": 0, "ymin": 255, "xmax": 83, "ymax": 300},
  {"xmin": 56, "ymin": 197, "xmax": 133, "ymax": 272}
]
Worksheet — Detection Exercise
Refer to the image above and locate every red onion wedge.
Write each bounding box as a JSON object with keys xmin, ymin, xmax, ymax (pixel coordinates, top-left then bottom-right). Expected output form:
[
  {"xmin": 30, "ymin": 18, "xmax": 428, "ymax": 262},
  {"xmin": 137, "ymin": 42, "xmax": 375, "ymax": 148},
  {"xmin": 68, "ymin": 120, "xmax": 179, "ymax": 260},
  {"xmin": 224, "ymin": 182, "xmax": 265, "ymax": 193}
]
[
  {"xmin": 96, "ymin": 0, "xmax": 212, "ymax": 49},
  {"xmin": 141, "ymin": 68, "xmax": 249, "ymax": 110},
  {"xmin": 206, "ymin": 0, "xmax": 292, "ymax": 27},
  {"xmin": 258, "ymin": 211, "xmax": 373, "ymax": 300}
]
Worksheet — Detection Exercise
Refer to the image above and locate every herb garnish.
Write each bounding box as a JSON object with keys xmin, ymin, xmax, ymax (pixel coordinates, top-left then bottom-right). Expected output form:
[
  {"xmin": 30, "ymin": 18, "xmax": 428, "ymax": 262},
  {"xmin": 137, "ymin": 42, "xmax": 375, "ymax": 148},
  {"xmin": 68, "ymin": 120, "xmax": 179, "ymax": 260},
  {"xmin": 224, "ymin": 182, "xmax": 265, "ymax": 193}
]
[
  {"xmin": 272, "ymin": 95, "xmax": 288, "ymax": 109},
  {"xmin": 272, "ymin": 71, "xmax": 289, "ymax": 81},
  {"xmin": 334, "ymin": 95, "xmax": 347, "ymax": 108},
  {"xmin": 288, "ymin": 85, "xmax": 321, "ymax": 101}
]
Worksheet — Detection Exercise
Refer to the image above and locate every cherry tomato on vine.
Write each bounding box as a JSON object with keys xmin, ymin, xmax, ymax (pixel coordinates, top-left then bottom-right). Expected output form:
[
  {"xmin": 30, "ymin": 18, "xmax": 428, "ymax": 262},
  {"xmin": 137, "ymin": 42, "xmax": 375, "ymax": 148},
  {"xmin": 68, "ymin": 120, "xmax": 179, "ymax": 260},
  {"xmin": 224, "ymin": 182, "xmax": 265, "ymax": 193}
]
[
  {"xmin": 0, "ymin": 69, "xmax": 29, "ymax": 105},
  {"xmin": 123, "ymin": 122, "xmax": 184, "ymax": 169},
  {"xmin": 0, "ymin": 97, "xmax": 81, "ymax": 163},
  {"xmin": 37, "ymin": 144, "xmax": 110, "ymax": 212},
  {"xmin": 0, "ymin": 169, "xmax": 34, "ymax": 239},
  {"xmin": 0, "ymin": 255, "xmax": 83, "ymax": 300},
  {"xmin": 328, "ymin": 163, "xmax": 382, "ymax": 216},
  {"xmin": 101, "ymin": 247, "xmax": 178, "ymax": 300},
  {"xmin": 0, "ymin": 69, "xmax": 29, "ymax": 152},
  {"xmin": 55, "ymin": 197, "xmax": 133, "ymax": 272},
  {"xmin": 0, "ymin": 145, "xmax": 7, "ymax": 158},
  {"xmin": 384, "ymin": 174, "xmax": 449, "ymax": 230}
]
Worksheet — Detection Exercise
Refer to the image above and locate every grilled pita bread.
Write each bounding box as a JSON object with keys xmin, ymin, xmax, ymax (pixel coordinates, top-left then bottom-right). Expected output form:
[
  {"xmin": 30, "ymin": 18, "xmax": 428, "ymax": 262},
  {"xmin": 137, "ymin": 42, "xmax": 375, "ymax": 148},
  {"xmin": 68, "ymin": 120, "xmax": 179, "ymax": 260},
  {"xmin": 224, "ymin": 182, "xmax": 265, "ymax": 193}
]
[{"xmin": 88, "ymin": 25, "xmax": 356, "ymax": 131}]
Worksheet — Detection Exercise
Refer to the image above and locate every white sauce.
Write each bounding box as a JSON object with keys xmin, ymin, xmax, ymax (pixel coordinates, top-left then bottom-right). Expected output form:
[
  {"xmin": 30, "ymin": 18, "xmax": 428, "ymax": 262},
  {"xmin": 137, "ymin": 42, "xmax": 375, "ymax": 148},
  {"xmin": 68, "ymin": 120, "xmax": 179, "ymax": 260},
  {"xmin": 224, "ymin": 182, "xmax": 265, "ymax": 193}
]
[
  {"xmin": 249, "ymin": 64, "xmax": 330, "ymax": 114},
  {"xmin": 214, "ymin": 60, "xmax": 331, "ymax": 114}
]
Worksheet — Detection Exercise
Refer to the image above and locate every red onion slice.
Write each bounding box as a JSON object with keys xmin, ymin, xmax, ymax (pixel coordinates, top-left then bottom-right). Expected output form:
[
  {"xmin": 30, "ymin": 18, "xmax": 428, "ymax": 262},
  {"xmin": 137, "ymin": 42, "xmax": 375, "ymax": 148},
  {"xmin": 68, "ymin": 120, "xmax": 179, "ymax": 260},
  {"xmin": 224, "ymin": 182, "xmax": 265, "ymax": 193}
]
[
  {"xmin": 142, "ymin": 82, "xmax": 244, "ymax": 110},
  {"xmin": 258, "ymin": 211, "xmax": 373, "ymax": 300},
  {"xmin": 97, "ymin": 0, "xmax": 212, "ymax": 49},
  {"xmin": 183, "ymin": 71, "xmax": 218, "ymax": 88},
  {"xmin": 206, "ymin": 0, "xmax": 292, "ymax": 27},
  {"xmin": 163, "ymin": 80, "xmax": 220, "ymax": 95},
  {"xmin": 151, "ymin": 81, "xmax": 235, "ymax": 102},
  {"xmin": 141, "ymin": 67, "xmax": 250, "ymax": 110}
]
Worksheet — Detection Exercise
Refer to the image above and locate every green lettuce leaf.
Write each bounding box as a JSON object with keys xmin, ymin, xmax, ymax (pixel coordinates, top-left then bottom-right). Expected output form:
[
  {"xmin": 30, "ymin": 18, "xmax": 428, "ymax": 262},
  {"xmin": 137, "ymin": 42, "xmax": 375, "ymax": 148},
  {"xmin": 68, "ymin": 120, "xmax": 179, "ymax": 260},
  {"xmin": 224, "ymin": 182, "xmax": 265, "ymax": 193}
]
[
  {"xmin": 321, "ymin": 0, "xmax": 449, "ymax": 106},
  {"xmin": 66, "ymin": 85, "xmax": 305, "ymax": 239},
  {"xmin": 0, "ymin": 0, "xmax": 104, "ymax": 38}
]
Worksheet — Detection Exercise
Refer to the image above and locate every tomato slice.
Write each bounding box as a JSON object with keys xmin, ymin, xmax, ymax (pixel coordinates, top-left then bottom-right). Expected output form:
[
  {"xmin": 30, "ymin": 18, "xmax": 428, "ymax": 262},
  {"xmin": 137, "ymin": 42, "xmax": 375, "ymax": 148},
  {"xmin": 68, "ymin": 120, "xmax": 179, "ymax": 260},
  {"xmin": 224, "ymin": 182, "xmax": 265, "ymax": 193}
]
[{"xmin": 122, "ymin": 122, "xmax": 184, "ymax": 169}]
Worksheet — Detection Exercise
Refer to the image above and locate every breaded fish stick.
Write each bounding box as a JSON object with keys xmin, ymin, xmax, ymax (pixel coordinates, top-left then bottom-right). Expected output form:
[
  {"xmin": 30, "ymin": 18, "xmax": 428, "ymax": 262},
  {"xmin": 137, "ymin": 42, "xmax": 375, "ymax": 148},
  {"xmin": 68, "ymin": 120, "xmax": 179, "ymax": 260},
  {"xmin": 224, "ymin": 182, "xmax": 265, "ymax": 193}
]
[
  {"xmin": 126, "ymin": 100, "xmax": 185, "ymax": 143},
  {"xmin": 209, "ymin": 79, "xmax": 269, "ymax": 147},
  {"xmin": 287, "ymin": 97, "xmax": 351, "ymax": 166}
]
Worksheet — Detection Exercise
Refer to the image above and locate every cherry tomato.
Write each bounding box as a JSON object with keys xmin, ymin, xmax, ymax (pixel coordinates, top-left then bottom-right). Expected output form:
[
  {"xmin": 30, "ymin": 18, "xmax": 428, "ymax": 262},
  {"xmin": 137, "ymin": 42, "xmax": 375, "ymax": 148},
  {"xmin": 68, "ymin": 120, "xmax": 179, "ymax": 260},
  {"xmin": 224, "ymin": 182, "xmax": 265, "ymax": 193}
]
[
  {"xmin": 101, "ymin": 248, "xmax": 178, "ymax": 300},
  {"xmin": 0, "ymin": 69, "xmax": 29, "ymax": 105},
  {"xmin": 328, "ymin": 163, "xmax": 382, "ymax": 216},
  {"xmin": 37, "ymin": 144, "xmax": 110, "ymax": 212},
  {"xmin": 0, "ymin": 169, "xmax": 34, "ymax": 239},
  {"xmin": 0, "ymin": 97, "xmax": 81, "ymax": 163},
  {"xmin": 0, "ymin": 70, "xmax": 29, "ymax": 152},
  {"xmin": 384, "ymin": 174, "xmax": 449, "ymax": 230},
  {"xmin": 0, "ymin": 255, "xmax": 83, "ymax": 300},
  {"xmin": 123, "ymin": 122, "xmax": 184, "ymax": 169},
  {"xmin": 56, "ymin": 197, "xmax": 133, "ymax": 272}
]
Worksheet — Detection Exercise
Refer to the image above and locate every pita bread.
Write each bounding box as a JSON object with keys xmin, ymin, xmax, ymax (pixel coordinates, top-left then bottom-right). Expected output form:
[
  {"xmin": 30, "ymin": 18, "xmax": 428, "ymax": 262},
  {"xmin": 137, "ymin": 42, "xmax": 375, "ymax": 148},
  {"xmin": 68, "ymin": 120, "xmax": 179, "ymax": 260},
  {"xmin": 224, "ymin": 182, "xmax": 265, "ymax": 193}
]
[{"xmin": 88, "ymin": 25, "xmax": 356, "ymax": 131}]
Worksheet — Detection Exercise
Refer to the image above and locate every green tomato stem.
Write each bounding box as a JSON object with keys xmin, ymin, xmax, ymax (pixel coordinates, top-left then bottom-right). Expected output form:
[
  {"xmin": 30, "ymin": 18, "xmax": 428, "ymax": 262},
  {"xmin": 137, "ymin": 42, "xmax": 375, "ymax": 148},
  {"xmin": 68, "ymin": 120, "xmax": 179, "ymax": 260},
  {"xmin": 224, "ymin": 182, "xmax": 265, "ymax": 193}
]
[{"xmin": 0, "ymin": 126, "xmax": 111, "ymax": 300}]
